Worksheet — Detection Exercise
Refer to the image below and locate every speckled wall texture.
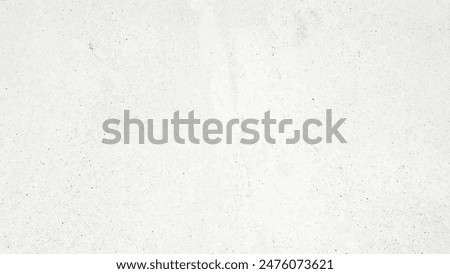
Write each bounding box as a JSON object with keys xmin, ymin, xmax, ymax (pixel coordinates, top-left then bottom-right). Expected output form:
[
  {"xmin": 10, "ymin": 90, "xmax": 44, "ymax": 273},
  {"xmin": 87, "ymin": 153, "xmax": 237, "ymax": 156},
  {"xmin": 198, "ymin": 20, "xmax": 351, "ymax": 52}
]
[{"xmin": 1, "ymin": 0, "xmax": 449, "ymax": 253}]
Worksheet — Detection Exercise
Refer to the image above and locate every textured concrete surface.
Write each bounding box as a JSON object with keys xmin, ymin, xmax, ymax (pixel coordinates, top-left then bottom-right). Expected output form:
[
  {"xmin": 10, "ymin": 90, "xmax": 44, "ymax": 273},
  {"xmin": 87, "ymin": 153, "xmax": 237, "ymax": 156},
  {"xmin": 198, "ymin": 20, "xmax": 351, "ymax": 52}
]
[{"xmin": 1, "ymin": 0, "xmax": 449, "ymax": 253}]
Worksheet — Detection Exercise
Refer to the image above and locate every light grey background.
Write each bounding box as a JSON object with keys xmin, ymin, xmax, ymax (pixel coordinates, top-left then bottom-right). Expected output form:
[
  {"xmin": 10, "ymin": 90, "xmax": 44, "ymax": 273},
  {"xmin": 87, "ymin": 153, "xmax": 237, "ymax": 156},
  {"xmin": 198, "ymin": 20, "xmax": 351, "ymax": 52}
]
[{"xmin": 1, "ymin": 0, "xmax": 449, "ymax": 253}]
